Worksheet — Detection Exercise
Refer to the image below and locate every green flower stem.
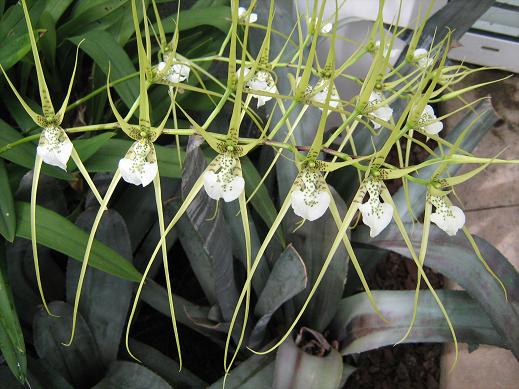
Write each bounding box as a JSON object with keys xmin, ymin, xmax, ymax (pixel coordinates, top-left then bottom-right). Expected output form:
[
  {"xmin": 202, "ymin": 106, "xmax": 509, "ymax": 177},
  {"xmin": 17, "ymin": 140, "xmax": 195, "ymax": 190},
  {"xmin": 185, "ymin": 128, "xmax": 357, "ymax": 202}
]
[{"xmin": 0, "ymin": 134, "xmax": 40, "ymax": 154}]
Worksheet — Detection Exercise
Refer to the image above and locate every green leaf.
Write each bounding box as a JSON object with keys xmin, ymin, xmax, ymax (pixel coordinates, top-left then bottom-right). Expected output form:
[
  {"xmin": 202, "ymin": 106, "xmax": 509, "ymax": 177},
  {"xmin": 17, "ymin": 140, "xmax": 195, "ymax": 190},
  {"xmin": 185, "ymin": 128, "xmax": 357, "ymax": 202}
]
[
  {"xmin": 68, "ymin": 132, "xmax": 116, "ymax": 171},
  {"xmin": 33, "ymin": 301, "xmax": 104, "ymax": 388},
  {"xmin": 66, "ymin": 209, "xmax": 133, "ymax": 365},
  {"xmin": 179, "ymin": 136, "xmax": 236, "ymax": 316},
  {"xmin": 0, "ymin": 159, "xmax": 15, "ymax": 241},
  {"xmin": 84, "ymin": 138, "xmax": 182, "ymax": 178},
  {"xmin": 58, "ymin": 0, "xmax": 129, "ymax": 38},
  {"xmin": 273, "ymin": 333, "xmax": 343, "ymax": 389},
  {"xmin": 0, "ymin": 243, "xmax": 26, "ymax": 383},
  {"xmin": 0, "ymin": 30, "xmax": 32, "ymax": 71},
  {"xmin": 37, "ymin": 11, "xmax": 57, "ymax": 69},
  {"xmin": 329, "ymin": 290, "xmax": 505, "ymax": 354},
  {"xmin": 249, "ymin": 245, "xmax": 307, "ymax": 347},
  {"xmin": 353, "ymin": 224, "xmax": 519, "ymax": 359},
  {"xmin": 92, "ymin": 361, "xmax": 171, "ymax": 389},
  {"xmin": 157, "ymin": 6, "xmax": 231, "ymax": 34},
  {"xmin": 209, "ymin": 353, "xmax": 275, "ymax": 389},
  {"xmin": 15, "ymin": 201, "xmax": 141, "ymax": 282},
  {"xmin": 128, "ymin": 339, "xmax": 208, "ymax": 388},
  {"xmin": 291, "ymin": 187, "xmax": 349, "ymax": 331},
  {"xmin": 69, "ymin": 30, "xmax": 138, "ymax": 109},
  {"xmin": 241, "ymin": 156, "xmax": 285, "ymax": 246}
]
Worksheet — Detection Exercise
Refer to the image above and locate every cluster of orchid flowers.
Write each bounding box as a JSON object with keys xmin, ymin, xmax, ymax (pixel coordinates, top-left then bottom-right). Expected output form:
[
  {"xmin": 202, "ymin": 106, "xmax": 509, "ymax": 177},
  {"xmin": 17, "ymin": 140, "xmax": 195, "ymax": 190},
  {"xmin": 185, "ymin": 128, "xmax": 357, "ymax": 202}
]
[{"xmin": 2, "ymin": 0, "xmax": 512, "ymax": 376}]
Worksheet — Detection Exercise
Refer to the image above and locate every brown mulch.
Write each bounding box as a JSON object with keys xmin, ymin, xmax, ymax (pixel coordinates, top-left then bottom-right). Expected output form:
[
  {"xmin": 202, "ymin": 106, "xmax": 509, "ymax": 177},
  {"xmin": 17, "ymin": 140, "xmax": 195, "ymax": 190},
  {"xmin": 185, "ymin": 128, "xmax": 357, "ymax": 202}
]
[{"xmin": 344, "ymin": 252, "xmax": 445, "ymax": 389}]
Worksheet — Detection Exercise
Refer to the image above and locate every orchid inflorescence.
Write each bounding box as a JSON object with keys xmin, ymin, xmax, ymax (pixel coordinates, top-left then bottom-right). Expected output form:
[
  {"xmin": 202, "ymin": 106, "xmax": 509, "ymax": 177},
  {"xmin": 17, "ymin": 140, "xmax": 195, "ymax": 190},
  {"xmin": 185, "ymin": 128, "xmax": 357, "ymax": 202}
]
[{"xmin": 2, "ymin": 0, "xmax": 516, "ymax": 377}]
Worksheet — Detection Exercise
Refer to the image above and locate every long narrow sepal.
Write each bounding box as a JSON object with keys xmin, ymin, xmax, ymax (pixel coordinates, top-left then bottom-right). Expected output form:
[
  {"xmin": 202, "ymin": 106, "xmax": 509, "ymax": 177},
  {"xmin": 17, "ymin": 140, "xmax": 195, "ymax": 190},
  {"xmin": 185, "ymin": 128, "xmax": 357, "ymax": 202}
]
[
  {"xmin": 125, "ymin": 173, "xmax": 206, "ymax": 360},
  {"xmin": 223, "ymin": 192, "xmax": 252, "ymax": 376},
  {"xmin": 21, "ymin": 0, "xmax": 54, "ymax": 117},
  {"xmin": 31, "ymin": 155, "xmax": 57, "ymax": 316},
  {"xmin": 70, "ymin": 148, "xmax": 103, "ymax": 204},
  {"xmin": 63, "ymin": 170, "xmax": 122, "ymax": 346},
  {"xmin": 56, "ymin": 41, "xmax": 84, "ymax": 123},
  {"xmin": 107, "ymin": 66, "xmax": 140, "ymax": 140},
  {"xmin": 152, "ymin": 175, "xmax": 182, "ymax": 369},
  {"xmin": 0, "ymin": 65, "xmax": 45, "ymax": 125},
  {"xmin": 224, "ymin": 194, "xmax": 293, "ymax": 372}
]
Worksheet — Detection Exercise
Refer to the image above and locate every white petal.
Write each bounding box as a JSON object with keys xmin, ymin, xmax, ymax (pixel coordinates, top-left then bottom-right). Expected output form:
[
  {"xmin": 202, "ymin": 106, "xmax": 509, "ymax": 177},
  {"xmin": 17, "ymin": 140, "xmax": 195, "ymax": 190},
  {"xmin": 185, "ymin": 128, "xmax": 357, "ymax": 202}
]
[
  {"xmin": 249, "ymin": 12, "xmax": 258, "ymax": 23},
  {"xmin": 424, "ymin": 121, "xmax": 443, "ymax": 135},
  {"xmin": 140, "ymin": 162, "xmax": 158, "ymax": 187},
  {"xmin": 203, "ymin": 171, "xmax": 223, "ymax": 200},
  {"xmin": 221, "ymin": 175, "xmax": 245, "ymax": 202},
  {"xmin": 238, "ymin": 7, "xmax": 246, "ymax": 17},
  {"xmin": 119, "ymin": 158, "xmax": 143, "ymax": 186},
  {"xmin": 374, "ymin": 105, "xmax": 393, "ymax": 122},
  {"xmin": 157, "ymin": 62, "xmax": 166, "ymax": 72},
  {"xmin": 423, "ymin": 104, "xmax": 435, "ymax": 117},
  {"xmin": 291, "ymin": 191, "xmax": 311, "ymax": 220},
  {"xmin": 321, "ymin": 23, "xmax": 332, "ymax": 33},
  {"xmin": 290, "ymin": 190, "xmax": 330, "ymax": 221},
  {"xmin": 37, "ymin": 139, "xmax": 73, "ymax": 171},
  {"xmin": 431, "ymin": 206, "xmax": 465, "ymax": 236},
  {"xmin": 413, "ymin": 48, "xmax": 428, "ymax": 60},
  {"xmin": 359, "ymin": 201, "xmax": 393, "ymax": 238}
]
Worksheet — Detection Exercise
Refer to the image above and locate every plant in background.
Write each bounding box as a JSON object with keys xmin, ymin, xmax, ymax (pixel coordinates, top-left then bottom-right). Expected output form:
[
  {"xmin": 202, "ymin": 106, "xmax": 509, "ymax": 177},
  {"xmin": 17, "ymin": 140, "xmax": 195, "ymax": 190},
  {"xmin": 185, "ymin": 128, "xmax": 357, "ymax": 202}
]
[{"xmin": 0, "ymin": 0, "xmax": 518, "ymax": 388}]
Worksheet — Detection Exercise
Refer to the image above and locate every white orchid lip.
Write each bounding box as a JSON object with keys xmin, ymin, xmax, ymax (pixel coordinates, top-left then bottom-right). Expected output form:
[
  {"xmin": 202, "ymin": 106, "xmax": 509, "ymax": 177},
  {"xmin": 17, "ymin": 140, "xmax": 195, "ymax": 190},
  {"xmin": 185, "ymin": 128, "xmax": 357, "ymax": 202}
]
[
  {"xmin": 36, "ymin": 126, "xmax": 73, "ymax": 171},
  {"xmin": 418, "ymin": 104, "xmax": 443, "ymax": 135},
  {"xmin": 413, "ymin": 48, "xmax": 433, "ymax": 68},
  {"xmin": 359, "ymin": 179, "xmax": 393, "ymax": 238},
  {"xmin": 291, "ymin": 168, "xmax": 330, "ymax": 221},
  {"xmin": 238, "ymin": 6, "xmax": 257, "ymax": 23},
  {"xmin": 239, "ymin": 67, "xmax": 278, "ymax": 108},
  {"xmin": 374, "ymin": 40, "xmax": 398, "ymax": 59},
  {"xmin": 203, "ymin": 153, "xmax": 245, "ymax": 202},
  {"xmin": 320, "ymin": 23, "xmax": 332, "ymax": 33},
  {"xmin": 157, "ymin": 54, "xmax": 190, "ymax": 84},
  {"xmin": 429, "ymin": 195, "xmax": 465, "ymax": 236},
  {"xmin": 119, "ymin": 140, "xmax": 158, "ymax": 187},
  {"xmin": 367, "ymin": 91, "xmax": 393, "ymax": 129}
]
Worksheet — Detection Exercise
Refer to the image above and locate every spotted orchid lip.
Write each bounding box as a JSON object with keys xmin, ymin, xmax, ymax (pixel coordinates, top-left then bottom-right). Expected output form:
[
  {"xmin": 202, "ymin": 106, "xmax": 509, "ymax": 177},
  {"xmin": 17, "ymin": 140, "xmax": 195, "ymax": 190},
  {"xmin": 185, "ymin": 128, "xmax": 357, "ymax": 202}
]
[
  {"xmin": 359, "ymin": 179, "xmax": 393, "ymax": 238},
  {"xmin": 36, "ymin": 127, "xmax": 73, "ymax": 171},
  {"xmin": 290, "ymin": 169, "xmax": 330, "ymax": 221},
  {"xmin": 203, "ymin": 154, "xmax": 245, "ymax": 203}
]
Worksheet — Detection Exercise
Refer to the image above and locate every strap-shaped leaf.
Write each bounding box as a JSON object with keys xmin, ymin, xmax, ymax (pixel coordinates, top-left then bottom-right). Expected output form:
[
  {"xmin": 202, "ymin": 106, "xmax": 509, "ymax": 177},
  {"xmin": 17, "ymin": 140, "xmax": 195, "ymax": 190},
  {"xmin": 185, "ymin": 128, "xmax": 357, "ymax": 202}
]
[
  {"xmin": 352, "ymin": 224, "xmax": 519, "ymax": 359},
  {"xmin": 0, "ymin": 244, "xmax": 26, "ymax": 383},
  {"xmin": 0, "ymin": 159, "xmax": 15, "ymax": 241},
  {"xmin": 15, "ymin": 201, "xmax": 141, "ymax": 282},
  {"xmin": 330, "ymin": 290, "xmax": 505, "ymax": 354}
]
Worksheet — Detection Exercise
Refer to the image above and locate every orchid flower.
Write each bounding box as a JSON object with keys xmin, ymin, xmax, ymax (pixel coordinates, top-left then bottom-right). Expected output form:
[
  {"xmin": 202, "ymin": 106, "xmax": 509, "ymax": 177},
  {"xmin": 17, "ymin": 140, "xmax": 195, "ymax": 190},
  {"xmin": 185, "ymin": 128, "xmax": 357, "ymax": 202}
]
[
  {"xmin": 417, "ymin": 104, "xmax": 444, "ymax": 135},
  {"xmin": 203, "ymin": 153, "xmax": 245, "ymax": 202},
  {"xmin": 359, "ymin": 179, "xmax": 393, "ymax": 237},
  {"xmin": 413, "ymin": 48, "xmax": 433, "ymax": 69},
  {"xmin": 429, "ymin": 195, "xmax": 466, "ymax": 236},
  {"xmin": 298, "ymin": 77, "xmax": 340, "ymax": 112},
  {"xmin": 291, "ymin": 167, "xmax": 331, "ymax": 221},
  {"xmin": 157, "ymin": 52, "xmax": 190, "ymax": 84},
  {"xmin": 238, "ymin": 6, "xmax": 257, "ymax": 23},
  {"xmin": 239, "ymin": 67, "xmax": 278, "ymax": 108},
  {"xmin": 36, "ymin": 127, "xmax": 73, "ymax": 170},
  {"xmin": 367, "ymin": 91, "xmax": 393, "ymax": 129},
  {"xmin": 119, "ymin": 140, "xmax": 158, "ymax": 187},
  {"xmin": 374, "ymin": 40, "xmax": 398, "ymax": 59}
]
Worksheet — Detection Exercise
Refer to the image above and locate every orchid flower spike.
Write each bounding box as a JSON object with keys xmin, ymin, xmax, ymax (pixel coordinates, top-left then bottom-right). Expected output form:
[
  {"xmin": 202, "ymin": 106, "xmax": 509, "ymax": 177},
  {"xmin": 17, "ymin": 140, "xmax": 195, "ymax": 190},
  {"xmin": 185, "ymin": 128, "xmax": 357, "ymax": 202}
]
[
  {"xmin": 298, "ymin": 77, "xmax": 340, "ymax": 112},
  {"xmin": 36, "ymin": 127, "xmax": 73, "ymax": 170},
  {"xmin": 367, "ymin": 91, "xmax": 393, "ymax": 129},
  {"xmin": 239, "ymin": 67, "xmax": 278, "ymax": 108},
  {"xmin": 291, "ymin": 166, "xmax": 331, "ymax": 221},
  {"xmin": 157, "ymin": 53, "xmax": 190, "ymax": 84},
  {"xmin": 238, "ymin": 6, "xmax": 258, "ymax": 23},
  {"xmin": 417, "ymin": 105, "xmax": 444, "ymax": 135},
  {"xmin": 119, "ymin": 140, "xmax": 158, "ymax": 187},
  {"xmin": 429, "ymin": 195, "xmax": 465, "ymax": 236},
  {"xmin": 413, "ymin": 48, "xmax": 433, "ymax": 69},
  {"xmin": 359, "ymin": 178, "xmax": 393, "ymax": 237},
  {"xmin": 203, "ymin": 153, "xmax": 245, "ymax": 202}
]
